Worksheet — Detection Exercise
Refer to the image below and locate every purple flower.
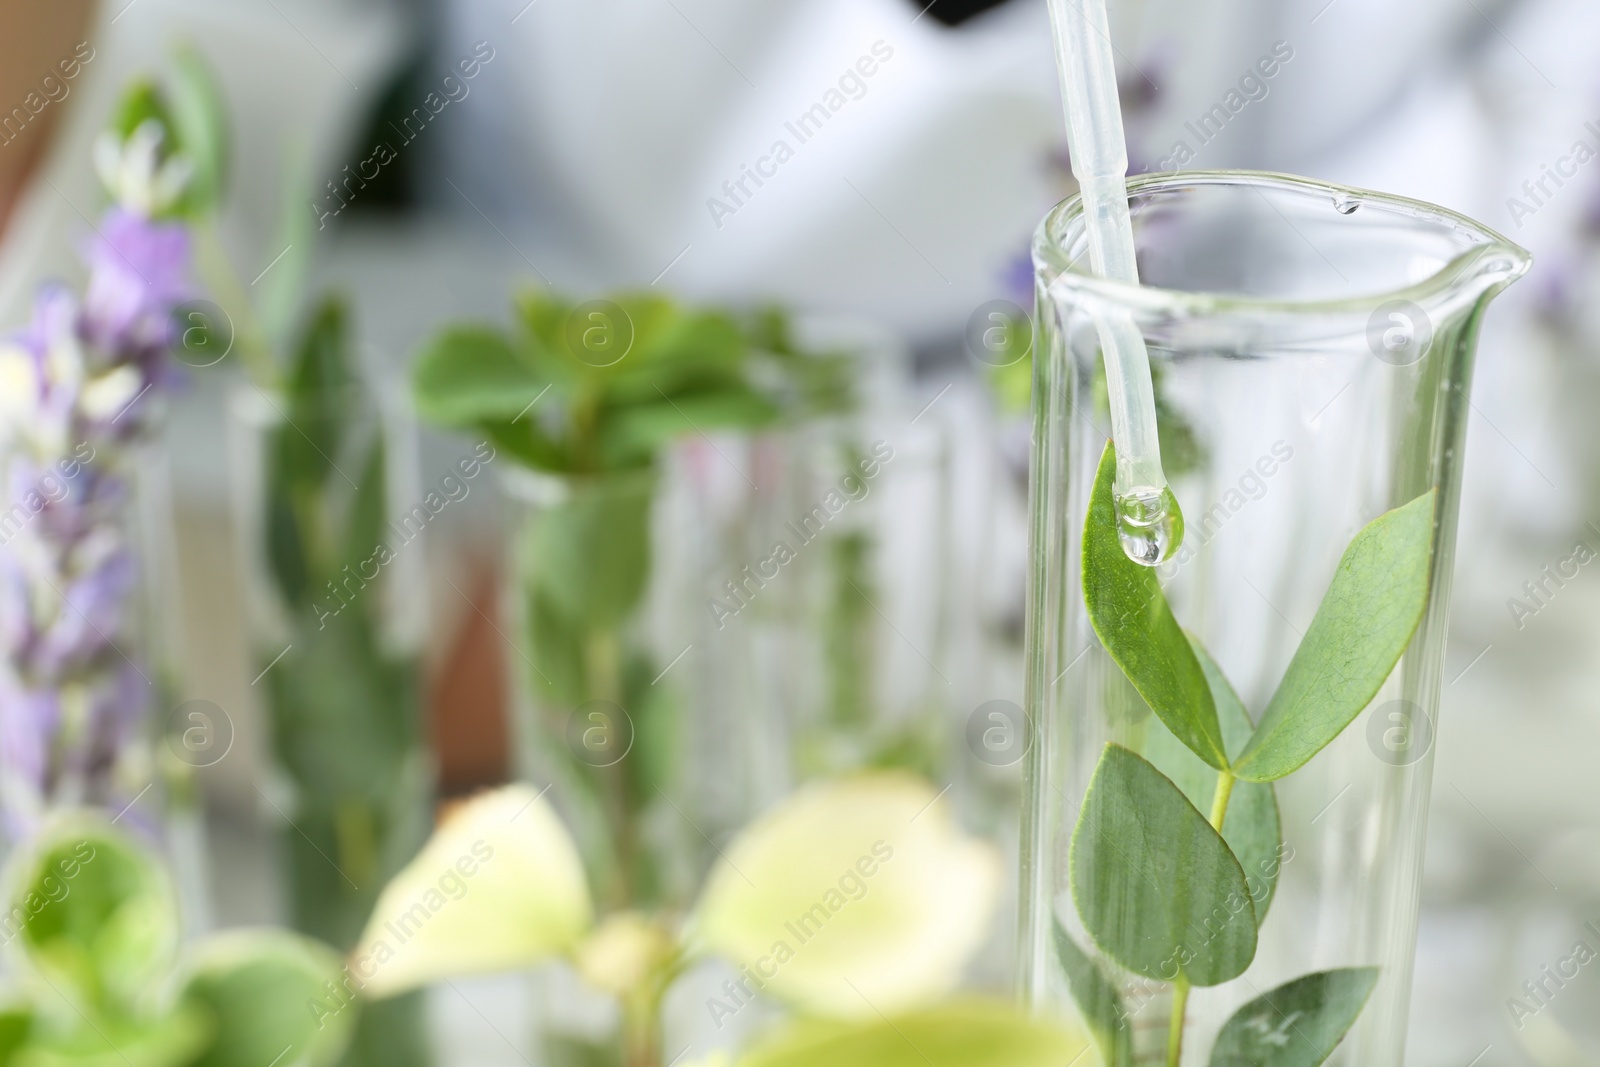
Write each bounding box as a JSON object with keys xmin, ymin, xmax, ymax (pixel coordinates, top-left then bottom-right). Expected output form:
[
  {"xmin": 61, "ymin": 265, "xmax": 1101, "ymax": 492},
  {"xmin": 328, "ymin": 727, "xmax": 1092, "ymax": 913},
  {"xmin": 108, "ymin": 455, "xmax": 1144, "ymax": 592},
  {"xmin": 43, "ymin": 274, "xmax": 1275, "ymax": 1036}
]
[
  {"xmin": 34, "ymin": 545, "xmax": 135, "ymax": 679},
  {"xmin": 0, "ymin": 203, "xmax": 188, "ymax": 836},
  {"xmin": 0, "ymin": 680, "xmax": 57, "ymax": 835},
  {"xmin": 82, "ymin": 208, "xmax": 190, "ymax": 370}
]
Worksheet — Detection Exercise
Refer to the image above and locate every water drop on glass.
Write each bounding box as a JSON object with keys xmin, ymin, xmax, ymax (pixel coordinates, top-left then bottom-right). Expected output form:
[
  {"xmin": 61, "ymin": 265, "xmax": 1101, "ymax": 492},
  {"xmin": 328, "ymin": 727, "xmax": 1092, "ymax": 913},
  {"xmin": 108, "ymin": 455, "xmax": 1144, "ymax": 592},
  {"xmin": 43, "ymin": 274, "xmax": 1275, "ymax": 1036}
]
[
  {"xmin": 1114, "ymin": 486, "xmax": 1185, "ymax": 566},
  {"xmin": 1332, "ymin": 195, "xmax": 1361, "ymax": 215}
]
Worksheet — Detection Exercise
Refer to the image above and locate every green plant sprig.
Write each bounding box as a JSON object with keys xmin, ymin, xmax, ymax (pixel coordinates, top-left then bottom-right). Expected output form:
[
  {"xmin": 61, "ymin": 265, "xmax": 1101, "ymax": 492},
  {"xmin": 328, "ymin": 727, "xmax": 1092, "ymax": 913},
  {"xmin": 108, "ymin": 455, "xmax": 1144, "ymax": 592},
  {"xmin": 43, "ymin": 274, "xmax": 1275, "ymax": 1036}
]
[
  {"xmin": 0, "ymin": 815, "xmax": 353, "ymax": 1067},
  {"xmin": 411, "ymin": 291, "xmax": 852, "ymax": 909},
  {"xmin": 412, "ymin": 291, "xmax": 850, "ymax": 477},
  {"xmin": 1060, "ymin": 442, "xmax": 1434, "ymax": 1067}
]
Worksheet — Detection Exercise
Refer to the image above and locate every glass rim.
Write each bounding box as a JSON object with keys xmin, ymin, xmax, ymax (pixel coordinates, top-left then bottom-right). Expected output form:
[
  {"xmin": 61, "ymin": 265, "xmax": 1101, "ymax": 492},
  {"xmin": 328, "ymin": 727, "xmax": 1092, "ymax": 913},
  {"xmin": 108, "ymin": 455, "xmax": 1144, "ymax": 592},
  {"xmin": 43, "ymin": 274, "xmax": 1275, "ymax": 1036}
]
[{"xmin": 1033, "ymin": 169, "xmax": 1532, "ymax": 319}]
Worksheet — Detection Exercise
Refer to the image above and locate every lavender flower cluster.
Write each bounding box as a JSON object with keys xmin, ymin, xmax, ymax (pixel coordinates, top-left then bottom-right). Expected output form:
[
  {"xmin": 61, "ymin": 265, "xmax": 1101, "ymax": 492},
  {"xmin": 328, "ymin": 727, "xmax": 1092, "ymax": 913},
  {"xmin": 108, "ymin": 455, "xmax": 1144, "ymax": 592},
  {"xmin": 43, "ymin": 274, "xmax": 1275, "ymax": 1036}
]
[{"xmin": 0, "ymin": 121, "xmax": 192, "ymax": 836}]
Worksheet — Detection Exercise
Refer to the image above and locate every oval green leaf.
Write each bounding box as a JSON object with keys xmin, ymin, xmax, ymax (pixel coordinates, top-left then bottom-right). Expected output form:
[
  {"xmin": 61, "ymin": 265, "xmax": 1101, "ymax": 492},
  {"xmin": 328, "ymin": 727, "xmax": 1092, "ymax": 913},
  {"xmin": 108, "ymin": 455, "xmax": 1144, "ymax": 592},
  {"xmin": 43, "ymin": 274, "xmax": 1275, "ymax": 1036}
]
[
  {"xmin": 1069, "ymin": 745, "xmax": 1256, "ymax": 986},
  {"xmin": 12, "ymin": 1005, "xmax": 209, "ymax": 1067},
  {"xmin": 1052, "ymin": 921, "xmax": 1131, "ymax": 1067},
  {"xmin": 167, "ymin": 45, "xmax": 230, "ymax": 216},
  {"xmin": 0, "ymin": 1006, "xmax": 30, "ymax": 1064},
  {"xmin": 1143, "ymin": 637, "xmax": 1283, "ymax": 923},
  {"xmin": 411, "ymin": 325, "xmax": 547, "ymax": 427},
  {"xmin": 181, "ymin": 930, "xmax": 354, "ymax": 1067},
  {"xmin": 1209, "ymin": 967, "xmax": 1379, "ymax": 1067},
  {"xmin": 1232, "ymin": 492, "xmax": 1435, "ymax": 783},
  {"xmin": 525, "ymin": 471, "xmax": 654, "ymax": 629},
  {"xmin": 4, "ymin": 816, "xmax": 178, "ymax": 1017},
  {"xmin": 1083, "ymin": 443, "xmax": 1226, "ymax": 770}
]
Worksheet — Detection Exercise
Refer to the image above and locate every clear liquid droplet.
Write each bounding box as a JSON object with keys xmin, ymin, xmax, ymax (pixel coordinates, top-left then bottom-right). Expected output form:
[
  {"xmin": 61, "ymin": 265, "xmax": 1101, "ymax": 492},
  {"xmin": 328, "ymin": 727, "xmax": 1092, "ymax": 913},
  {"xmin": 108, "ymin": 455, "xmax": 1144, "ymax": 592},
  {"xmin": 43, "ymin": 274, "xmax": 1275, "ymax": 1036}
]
[
  {"xmin": 1115, "ymin": 486, "xmax": 1185, "ymax": 566},
  {"xmin": 1332, "ymin": 195, "xmax": 1361, "ymax": 215}
]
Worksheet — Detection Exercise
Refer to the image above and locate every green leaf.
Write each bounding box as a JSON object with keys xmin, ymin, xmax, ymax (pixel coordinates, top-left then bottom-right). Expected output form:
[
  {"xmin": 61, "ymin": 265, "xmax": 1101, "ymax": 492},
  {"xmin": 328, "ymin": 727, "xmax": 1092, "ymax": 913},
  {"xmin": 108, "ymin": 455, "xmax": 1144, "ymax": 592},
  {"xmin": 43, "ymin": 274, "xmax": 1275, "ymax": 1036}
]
[
  {"xmin": 525, "ymin": 473, "xmax": 653, "ymax": 629},
  {"xmin": 0, "ymin": 1006, "xmax": 30, "ymax": 1066},
  {"xmin": 14, "ymin": 1005, "xmax": 210, "ymax": 1067},
  {"xmin": 518, "ymin": 291, "xmax": 739, "ymax": 384},
  {"xmin": 166, "ymin": 45, "xmax": 229, "ymax": 216},
  {"xmin": 180, "ymin": 930, "xmax": 355, "ymax": 1067},
  {"xmin": 1051, "ymin": 921, "xmax": 1131, "ymax": 1067},
  {"xmin": 1143, "ymin": 637, "xmax": 1283, "ymax": 923},
  {"xmin": 411, "ymin": 326, "xmax": 548, "ymax": 427},
  {"xmin": 605, "ymin": 307, "xmax": 746, "ymax": 401},
  {"xmin": 263, "ymin": 484, "xmax": 310, "ymax": 609},
  {"xmin": 275, "ymin": 299, "xmax": 354, "ymax": 492},
  {"xmin": 599, "ymin": 387, "xmax": 778, "ymax": 465},
  {"xmin": 4, "ymin": 818, "xmax": 178, "ymax": 1016},
  {"xmin": 255, "ymin": 147, "xmax": 317, "ymax": 352},
  {"xmin": 732, "ymin": 999, "xmax": 1091, "ymax": 1067},
  {"xmin": 1232, "ymin": 492, "xmax": 1435, "ymax": 782},
  {"xmin": 482, "ymin": 419, "xmax": 568, "ymax": 473},
  {"xmin": 341, "ymin": 437, "xmax": 388, "ymax": 600},
  {"xmin": 526, "ymin": 588, "xmax": 587, "ymax": 705},
  {"xmin": 262, "ymin": 620, "xmax": 417, "ymax": 807},
  {"xmin": 1083, "ymin": 443, "xmax": 1226, "ymax": 769},
  {"xmin": 1209, "ymin": 968, "xmax": 1379, "ymax": 1067},
  {"xmin": 1069, "ymin": 745, "xmax": 1256, "ymax": 986},
  {"xmin": 107, "ymin": 80, "xmax": 170, "ymax": 143}
]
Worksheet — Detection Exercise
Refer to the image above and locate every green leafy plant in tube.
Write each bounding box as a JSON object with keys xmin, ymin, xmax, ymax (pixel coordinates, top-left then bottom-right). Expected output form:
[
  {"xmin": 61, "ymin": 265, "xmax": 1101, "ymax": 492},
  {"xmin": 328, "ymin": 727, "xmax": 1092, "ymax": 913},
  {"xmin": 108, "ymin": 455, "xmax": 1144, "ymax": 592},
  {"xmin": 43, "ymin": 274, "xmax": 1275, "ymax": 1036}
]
[
  {"xmin": 254, "ymin": 298, "xmax": 433, "ymax": 1067},
  {"xmin": 411, "ymin": 291, "xmax": 849, "ymax": 910},
  {"xmin": 0, "ymin": 814, "xmax": 352, "ymax": 1067},
  {"xmin": 1059, "ymin": 443, "xmax": 1434, "ymax": 1067},
  {"xmin": 103, "ymin": 52, "xmax": 433, "ymax": 1067}
]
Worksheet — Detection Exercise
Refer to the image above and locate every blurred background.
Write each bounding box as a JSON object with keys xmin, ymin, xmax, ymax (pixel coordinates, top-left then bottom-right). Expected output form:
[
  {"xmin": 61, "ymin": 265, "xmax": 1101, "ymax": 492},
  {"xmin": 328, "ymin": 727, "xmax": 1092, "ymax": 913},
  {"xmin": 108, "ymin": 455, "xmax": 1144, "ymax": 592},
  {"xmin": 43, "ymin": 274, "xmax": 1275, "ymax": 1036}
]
[{"xmin": 1, "ymin": 0, "xmax": 1597, "ymax": 1064}]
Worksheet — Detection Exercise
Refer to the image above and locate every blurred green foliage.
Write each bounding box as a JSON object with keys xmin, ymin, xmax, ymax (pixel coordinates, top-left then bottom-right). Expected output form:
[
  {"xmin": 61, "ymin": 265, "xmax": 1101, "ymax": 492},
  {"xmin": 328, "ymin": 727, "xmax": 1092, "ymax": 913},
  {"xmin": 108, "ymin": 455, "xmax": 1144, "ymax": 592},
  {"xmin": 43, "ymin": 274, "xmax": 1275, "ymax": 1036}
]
[
  {"xmin": 413, "ymin": 291, "xmax": 850, "ymax": 909},
  {"xmin": 0, "ymin": 817, "xmax": 350, "ymax": 1067},
  {"xmin": 101, "ymin": 45, "xmax": 228, "ymax": 219},
  {"xmin": 259, "ymin": 299, "xmax": 431, "ymax": 1067}
]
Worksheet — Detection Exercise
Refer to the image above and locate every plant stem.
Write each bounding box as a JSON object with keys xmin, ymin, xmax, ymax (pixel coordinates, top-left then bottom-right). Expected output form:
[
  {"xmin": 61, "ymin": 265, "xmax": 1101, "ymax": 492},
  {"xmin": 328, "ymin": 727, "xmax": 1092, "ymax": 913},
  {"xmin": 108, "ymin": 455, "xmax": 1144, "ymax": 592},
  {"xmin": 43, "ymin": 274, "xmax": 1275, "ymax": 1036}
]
[
  {"xmin": 621, "ymin": 949, "xmax": 691, "ymax": 1067},
  {"xmin": 1207, "ymin": 770, "xmax": 1235, "ymax": 830},
  {"xmin": 1166, "ymin": 978, "xmax": 1190, "ymax": 1067},
  {"xmin": 622, "ymin": 988, "xmax": 663, "ymax": 1067},
  {"xmin": 1166, "ymin": 769, "xmax": 1237, "ymax": 1067},
  {"xmin": 585, "ymin": 628, "xmax": 635, "ymax": 907},
  {"xmin": 585, "ymin": 628, "xmax": 623, "ymax": 705}
]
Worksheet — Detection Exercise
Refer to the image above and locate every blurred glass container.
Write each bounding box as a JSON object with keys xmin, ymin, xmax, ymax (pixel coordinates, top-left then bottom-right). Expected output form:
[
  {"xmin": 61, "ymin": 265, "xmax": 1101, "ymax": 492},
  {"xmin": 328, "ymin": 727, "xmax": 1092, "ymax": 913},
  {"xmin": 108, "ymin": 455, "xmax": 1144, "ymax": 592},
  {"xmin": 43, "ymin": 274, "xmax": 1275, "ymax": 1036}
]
[
  {"xmin": 714, "ymin": 323, "xmax": 961, "ymax": 787},
  {"xmin": 133, "ymin": 440, "xmax": 214, "ymax": 934},
  {"xmin": 498, "ymin": 465, "xmax": 697, "ymax": 911},
  {"xmin": 652, "ymin": 431, "xmax": 793, "ymax": 850},
  {"xmin": 499, "ymin": 462, "xmax": 702, "ymax": 1067},
  {"xmin": 227, "ymin": 379, "xmax": 433, "ymax": 1067},
  {"xmin": 1019, "ymin": 171, "xmax": 1529, "ymax": 1064}
]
